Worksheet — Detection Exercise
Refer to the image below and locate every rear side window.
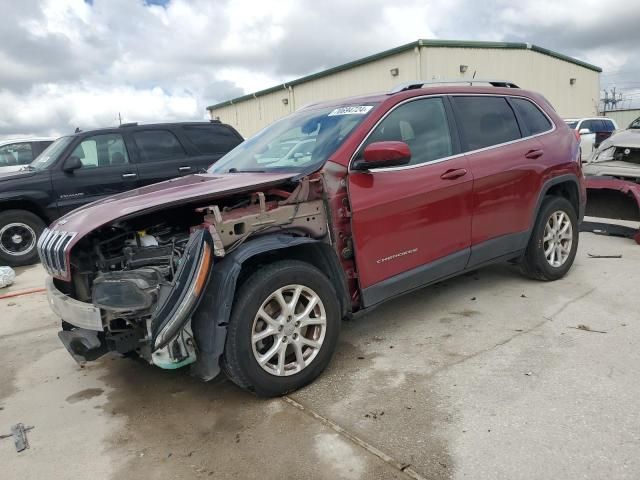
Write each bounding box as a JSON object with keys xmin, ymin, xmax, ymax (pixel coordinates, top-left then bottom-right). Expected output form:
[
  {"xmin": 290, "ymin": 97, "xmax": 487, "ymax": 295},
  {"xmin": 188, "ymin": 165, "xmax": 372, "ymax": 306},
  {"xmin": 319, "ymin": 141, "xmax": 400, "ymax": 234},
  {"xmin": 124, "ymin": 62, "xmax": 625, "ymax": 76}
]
[
  {"xmin": 600, "ymin": 120, "xmax": 616, "ymax": 132},
  {"xmin": 133, "ymin": 130, "xmax": 187, "ymax": 163},
  {"xmin": 182, "ymin": 125, "xmax": 242, "ymax": 154},
  {"xmin": 510, "ymin": 98, "xmax": 552, "ymax": 135},
  {"xmin": 453, "ymin": 96, "xmax": 521, "ymax": 151},
  {"xmin": 0, "ymin": 142, "xmax": 33, "ymax": 166}
]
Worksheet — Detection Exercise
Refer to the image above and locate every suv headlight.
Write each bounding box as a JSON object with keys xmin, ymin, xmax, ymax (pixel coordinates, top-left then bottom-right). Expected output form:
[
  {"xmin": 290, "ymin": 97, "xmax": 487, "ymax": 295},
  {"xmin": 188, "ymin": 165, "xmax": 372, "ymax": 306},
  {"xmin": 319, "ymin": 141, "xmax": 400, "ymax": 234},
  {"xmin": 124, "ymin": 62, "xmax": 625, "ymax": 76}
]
[{"xmin": 591, "ymin": 146, "xmax": 615, "ymax": 163}]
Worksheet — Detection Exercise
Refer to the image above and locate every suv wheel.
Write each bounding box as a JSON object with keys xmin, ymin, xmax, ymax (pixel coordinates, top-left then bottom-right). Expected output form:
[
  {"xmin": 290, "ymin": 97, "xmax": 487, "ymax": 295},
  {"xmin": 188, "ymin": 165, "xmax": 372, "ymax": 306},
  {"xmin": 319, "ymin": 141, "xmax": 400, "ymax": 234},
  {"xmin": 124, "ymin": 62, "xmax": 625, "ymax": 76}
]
[
  {"xmin": 0, "ymin": 210, "xmax": 46, "ymax": 267},
  {"xmin": 520, "ymin": 196, "xmax": 579, "ymax": 281},
  {"xmin": 223, "ymin": 260, "xmax": 340, "ymax": 397}
]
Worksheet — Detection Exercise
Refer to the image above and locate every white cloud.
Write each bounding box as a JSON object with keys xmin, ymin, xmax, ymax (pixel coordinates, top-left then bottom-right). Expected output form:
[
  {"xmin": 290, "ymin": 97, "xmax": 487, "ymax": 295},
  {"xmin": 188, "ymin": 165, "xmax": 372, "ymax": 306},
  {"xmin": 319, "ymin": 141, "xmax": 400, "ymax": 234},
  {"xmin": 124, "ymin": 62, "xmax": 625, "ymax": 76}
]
[{"xmin": 0, "ymin": 0, "xmax": 639, "ymax": 139}]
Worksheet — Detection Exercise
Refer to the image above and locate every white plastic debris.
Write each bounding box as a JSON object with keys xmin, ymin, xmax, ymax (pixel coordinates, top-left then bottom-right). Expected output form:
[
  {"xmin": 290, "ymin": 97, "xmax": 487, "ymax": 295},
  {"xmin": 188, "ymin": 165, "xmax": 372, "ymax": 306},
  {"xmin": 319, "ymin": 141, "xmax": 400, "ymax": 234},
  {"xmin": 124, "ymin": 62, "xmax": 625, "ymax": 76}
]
[{"xmin": 0, "ymin": 266, "xmax": 16, "ymax": 288}]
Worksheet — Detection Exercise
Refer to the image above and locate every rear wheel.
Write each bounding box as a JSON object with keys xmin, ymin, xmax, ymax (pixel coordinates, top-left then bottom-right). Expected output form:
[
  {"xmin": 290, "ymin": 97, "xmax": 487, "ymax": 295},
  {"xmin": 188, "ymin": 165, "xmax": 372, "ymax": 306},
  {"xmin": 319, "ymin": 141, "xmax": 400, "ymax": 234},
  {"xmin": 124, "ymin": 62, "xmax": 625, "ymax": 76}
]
[
  {"xmin": 520, "ymin": 196, "xmax": 579, "ymax": 281},
  {"xmin": 223, "ymin": 260, "xmax": 341, "ymax": 397},
  {"xmin": 0, "ymin": 210, "xmax": 45, "ymax": 267}
]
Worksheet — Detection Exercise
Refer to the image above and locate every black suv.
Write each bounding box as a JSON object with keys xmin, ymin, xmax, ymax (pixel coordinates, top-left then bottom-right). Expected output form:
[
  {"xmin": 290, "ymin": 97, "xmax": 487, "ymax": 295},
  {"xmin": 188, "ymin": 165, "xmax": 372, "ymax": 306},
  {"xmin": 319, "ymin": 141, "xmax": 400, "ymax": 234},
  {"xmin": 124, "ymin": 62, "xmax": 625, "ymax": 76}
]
[{"xmin": 0, "ymin": 121, "xmax": 243, "ymax": 266}]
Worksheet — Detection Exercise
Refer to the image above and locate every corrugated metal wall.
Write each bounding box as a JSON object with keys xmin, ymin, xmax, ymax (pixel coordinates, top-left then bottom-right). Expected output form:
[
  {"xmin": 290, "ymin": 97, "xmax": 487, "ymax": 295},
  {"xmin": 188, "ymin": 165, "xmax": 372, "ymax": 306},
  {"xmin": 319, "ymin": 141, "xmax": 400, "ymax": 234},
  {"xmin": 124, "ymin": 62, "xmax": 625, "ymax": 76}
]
[
  {"xmin": 421, "ymin": 48, "xmax": 599, "ymax": 119},
  {"xmin": 604, "ymin": 109, "xmax": 640, "ymax": 129},
  {"xmin": 210, "ymin": 46, "xmax": 600, "ymax": 137}
]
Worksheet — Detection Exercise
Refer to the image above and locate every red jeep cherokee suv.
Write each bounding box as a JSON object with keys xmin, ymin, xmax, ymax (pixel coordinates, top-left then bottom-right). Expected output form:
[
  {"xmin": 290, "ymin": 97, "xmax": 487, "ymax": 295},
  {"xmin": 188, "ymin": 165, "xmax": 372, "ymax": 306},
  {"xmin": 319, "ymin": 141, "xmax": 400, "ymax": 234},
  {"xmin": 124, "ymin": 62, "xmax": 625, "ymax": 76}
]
[{"xmin": 40, "ymin": 81, "xmax": 584, "ymax": 396}]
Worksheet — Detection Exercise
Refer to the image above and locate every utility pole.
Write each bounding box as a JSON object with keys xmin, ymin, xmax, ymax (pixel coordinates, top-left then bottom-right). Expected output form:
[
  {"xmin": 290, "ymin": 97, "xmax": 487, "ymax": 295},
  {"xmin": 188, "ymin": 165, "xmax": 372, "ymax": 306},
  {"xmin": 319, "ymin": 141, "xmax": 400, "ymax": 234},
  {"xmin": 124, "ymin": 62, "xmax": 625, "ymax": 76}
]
[
  {"xmin": 602, "ymin": 87, "xmax": 623, "ymax": 112},
  {"xmin": 118, "ymin": 112, "xmax": 122, "ymax": 126}
]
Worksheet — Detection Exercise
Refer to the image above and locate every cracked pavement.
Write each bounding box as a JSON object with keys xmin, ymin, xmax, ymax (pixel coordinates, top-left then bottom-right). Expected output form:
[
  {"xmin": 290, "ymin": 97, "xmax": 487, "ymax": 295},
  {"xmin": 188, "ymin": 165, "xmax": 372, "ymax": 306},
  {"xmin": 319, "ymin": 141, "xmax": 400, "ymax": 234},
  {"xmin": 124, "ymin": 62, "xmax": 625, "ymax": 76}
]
[{"xmin": 1, "ymin": 231, "xmax": 639, "ymax": 480}]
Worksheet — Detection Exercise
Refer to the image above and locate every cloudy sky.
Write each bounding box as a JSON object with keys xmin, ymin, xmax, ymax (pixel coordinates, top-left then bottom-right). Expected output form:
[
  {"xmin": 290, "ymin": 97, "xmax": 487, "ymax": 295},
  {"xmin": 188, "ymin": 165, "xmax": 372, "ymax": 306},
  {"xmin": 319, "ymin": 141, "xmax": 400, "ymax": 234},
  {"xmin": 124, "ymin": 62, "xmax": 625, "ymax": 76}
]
[{"xmin": 2, "ymin": 0, "xmax": 639, "ymax": 139}]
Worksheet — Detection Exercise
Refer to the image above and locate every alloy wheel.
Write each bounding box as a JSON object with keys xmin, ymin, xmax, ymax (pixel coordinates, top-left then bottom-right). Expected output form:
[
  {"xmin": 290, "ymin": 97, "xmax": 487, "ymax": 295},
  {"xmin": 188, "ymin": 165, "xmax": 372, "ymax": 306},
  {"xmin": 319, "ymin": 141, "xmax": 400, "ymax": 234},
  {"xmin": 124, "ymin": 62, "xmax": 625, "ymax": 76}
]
[
  {"xmin": 251, "ymin": 284, "xmax": 327, "ymax": 376},
  {"xmin": 543, "ymin": 210, "xmax": 573, "ymax": 267}
]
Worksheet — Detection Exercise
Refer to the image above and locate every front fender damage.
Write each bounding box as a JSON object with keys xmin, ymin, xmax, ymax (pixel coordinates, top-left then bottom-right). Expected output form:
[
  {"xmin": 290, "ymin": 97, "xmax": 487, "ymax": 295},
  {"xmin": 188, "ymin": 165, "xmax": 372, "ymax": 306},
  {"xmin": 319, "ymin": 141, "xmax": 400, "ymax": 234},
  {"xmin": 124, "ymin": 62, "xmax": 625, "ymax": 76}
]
[{"xmin": 52, "ymin": 175, "xmax": 338, "ymax": 380}]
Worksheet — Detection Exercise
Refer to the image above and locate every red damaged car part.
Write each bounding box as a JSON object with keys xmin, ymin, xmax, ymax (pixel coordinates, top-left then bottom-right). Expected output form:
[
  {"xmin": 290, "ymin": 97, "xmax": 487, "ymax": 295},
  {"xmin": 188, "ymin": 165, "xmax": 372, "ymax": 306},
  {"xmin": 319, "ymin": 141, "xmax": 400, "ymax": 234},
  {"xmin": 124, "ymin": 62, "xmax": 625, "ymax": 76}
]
[{"xmin": 583, "ymin": 176, "xmax": 640, "ymax": 244}]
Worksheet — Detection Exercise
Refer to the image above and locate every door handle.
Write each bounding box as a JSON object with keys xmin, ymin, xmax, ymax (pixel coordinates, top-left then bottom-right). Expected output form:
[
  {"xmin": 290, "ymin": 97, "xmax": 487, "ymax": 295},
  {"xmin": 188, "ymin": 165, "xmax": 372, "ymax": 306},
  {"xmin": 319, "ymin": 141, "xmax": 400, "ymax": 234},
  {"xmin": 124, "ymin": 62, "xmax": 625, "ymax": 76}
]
[
  {"xmin": 178, "ymin": 166, "xmax": 191, "ymax": 172},
  {"xmin": 525, "ymin": 149, "xmax": 544, "ymax": 159},
  {"xmin": 440, "ymin": 168, "xmax": 468, "ymax": 180},
  {"xmin": 121, "ymin": 173, "xmax": 137, "ymax": 179}
]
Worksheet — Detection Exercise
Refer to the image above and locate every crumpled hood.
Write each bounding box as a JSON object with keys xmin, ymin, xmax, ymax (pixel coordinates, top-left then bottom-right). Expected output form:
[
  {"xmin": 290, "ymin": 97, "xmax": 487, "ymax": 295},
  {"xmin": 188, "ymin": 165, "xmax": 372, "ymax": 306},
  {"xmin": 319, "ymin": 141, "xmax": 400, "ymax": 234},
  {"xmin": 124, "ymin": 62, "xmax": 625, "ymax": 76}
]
[
  {"xmin": 598, "ymin": 129, "xmax": 640, "ymax": 150},
  {"xmin": 51, "ymin": 172, "xmax": 297, "ymax": 235}
]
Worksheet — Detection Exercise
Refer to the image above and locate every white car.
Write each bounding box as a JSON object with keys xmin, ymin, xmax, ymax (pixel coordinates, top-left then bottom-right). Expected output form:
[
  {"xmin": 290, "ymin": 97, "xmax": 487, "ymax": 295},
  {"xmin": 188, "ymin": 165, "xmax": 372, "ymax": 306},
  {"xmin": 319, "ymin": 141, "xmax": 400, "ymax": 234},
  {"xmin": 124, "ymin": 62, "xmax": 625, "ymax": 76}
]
[
  {"xmin": 0, "ymin": 137, "xmax": 55, "ymax": 174},
  {"xmin": 564, "ymin": 117, "xmax": 618, "ymax": 161}
]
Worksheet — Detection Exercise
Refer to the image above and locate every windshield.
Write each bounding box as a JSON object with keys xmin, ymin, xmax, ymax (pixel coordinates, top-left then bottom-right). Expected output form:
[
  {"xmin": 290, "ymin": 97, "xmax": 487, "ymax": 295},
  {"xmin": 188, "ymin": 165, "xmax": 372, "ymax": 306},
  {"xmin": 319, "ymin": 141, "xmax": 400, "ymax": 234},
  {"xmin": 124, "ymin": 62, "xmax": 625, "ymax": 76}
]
[
  {"xmin": 629, "ymin": 117, "xmax": 640, "ymax": 129},
  {"xmin": 31, "ymin": 136, "xmax": 73, "ymax": 170},
  {"xmin": 565, "ymin": 121, "xmax": 578, "ymax": 129},
  {"xmin": 208, "ymin": 104, "xmax": 378, "ymax": 174}
]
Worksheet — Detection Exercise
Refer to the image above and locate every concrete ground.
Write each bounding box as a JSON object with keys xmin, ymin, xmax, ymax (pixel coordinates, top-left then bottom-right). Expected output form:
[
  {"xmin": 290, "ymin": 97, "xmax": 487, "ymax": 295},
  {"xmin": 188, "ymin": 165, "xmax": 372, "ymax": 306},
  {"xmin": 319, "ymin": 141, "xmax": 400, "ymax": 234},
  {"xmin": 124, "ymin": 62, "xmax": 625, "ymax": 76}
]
[{"xmin": 1, "ymin": 231, "xmax": 639, "ymax": 480}]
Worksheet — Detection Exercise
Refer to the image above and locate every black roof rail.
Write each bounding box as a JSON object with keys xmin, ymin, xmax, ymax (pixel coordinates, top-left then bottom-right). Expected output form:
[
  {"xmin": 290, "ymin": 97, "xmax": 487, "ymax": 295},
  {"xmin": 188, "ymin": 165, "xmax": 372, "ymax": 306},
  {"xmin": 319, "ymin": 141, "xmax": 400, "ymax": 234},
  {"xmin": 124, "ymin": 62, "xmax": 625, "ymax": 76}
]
[
  {"xmin": 389, "ymin": 80, "xmax": 520, "ymax": 94},
  {"xmin": 119, "ymin": 122, "xmax": 138, "ymax": 128},
  {"xmin": 209, "ymin": 119, "xmax": 221, "ymax": 123}
]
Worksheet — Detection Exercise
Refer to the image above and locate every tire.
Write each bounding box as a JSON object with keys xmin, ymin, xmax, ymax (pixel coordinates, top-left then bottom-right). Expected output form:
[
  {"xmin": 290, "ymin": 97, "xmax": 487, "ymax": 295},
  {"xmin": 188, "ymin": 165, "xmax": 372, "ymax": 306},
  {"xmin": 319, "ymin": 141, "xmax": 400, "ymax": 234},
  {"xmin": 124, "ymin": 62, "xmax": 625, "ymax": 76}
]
[
  {"xmin": 0, "ymin": 209, "xmax": 46, "ymax": 267},
  {"xmin": 223, "ymin": 260, "xmax": 341, "ymax": 397},
  {"xmin": 520, "ymin": 196, "xmax": 579, "ymax": 281}
]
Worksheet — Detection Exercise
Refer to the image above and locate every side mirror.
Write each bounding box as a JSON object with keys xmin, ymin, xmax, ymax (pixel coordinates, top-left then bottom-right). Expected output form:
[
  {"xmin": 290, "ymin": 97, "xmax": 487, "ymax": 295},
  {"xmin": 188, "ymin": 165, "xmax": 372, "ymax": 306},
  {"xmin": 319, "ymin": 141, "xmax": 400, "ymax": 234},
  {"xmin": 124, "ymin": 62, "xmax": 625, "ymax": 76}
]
[
  {"xmin": 63, "ymin": 156, "xmax": 82, "ymax": 172},
  {"xmin": 352, "ymin": 141, "xmax": 411, "ymax": 171},
  {"xmin": 579, "ymin": 128, "xmax": 591, "ymax": 135}
]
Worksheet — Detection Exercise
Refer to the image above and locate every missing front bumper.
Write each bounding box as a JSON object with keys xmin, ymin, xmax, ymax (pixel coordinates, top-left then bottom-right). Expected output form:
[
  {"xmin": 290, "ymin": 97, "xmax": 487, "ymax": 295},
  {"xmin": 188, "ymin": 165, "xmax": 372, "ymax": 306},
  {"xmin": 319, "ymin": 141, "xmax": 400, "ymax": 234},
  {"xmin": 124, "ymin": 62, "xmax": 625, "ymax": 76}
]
[{"xmin": 58, "ymin": 329, "xmax": 108, "ymax": 364}]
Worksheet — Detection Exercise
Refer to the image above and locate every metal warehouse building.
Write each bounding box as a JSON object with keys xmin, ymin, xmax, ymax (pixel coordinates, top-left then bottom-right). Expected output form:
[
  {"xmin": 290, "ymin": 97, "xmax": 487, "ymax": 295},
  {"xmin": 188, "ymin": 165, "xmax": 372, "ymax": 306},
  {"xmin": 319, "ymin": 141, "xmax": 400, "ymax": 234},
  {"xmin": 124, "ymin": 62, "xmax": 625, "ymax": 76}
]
[{"xmin": 207, "ymin": 39, "xmax": 601, "ymax": 137}]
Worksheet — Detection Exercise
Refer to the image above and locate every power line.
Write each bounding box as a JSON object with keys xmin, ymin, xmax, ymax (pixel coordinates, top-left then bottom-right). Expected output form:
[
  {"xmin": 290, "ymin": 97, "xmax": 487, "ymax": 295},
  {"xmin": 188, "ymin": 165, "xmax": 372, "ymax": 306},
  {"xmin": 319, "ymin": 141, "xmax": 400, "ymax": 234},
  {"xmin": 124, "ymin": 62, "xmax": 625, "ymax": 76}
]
[{"xmin": 601, "ymin": 87, "xmax": 623, "ymax": 111}]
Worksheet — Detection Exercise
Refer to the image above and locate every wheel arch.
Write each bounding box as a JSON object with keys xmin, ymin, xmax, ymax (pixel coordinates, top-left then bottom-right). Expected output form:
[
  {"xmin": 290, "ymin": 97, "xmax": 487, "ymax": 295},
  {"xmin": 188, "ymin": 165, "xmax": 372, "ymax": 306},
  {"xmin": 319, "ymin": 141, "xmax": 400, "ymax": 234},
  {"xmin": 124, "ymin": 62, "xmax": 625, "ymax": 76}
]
[
  {"xmin": 530, "ymin": 174, "xmax": 583, "ymax": 233},
  {"xmin": 0, "ymin": 198, "xmax": 52, "ymax": 224},
  {"xmin": 190, "ymin": 233, "xmax": 349, "ymax": 381}
]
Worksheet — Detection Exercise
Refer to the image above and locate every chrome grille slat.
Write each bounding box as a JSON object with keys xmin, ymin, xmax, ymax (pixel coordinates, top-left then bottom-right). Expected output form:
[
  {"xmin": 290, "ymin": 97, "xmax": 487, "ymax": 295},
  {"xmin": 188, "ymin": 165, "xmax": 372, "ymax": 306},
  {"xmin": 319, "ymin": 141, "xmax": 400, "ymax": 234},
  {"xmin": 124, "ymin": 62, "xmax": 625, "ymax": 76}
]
[
  {"xmin": 52, "ymin": 233, "xmax": 68, "ymax": 274},
  {"xmin": 43, "ymin": 231, "xmax": 59, "ymax": 274},
  {"xmin": 38, "ymin": 228, "xmax": 76, "ymax": 278}
]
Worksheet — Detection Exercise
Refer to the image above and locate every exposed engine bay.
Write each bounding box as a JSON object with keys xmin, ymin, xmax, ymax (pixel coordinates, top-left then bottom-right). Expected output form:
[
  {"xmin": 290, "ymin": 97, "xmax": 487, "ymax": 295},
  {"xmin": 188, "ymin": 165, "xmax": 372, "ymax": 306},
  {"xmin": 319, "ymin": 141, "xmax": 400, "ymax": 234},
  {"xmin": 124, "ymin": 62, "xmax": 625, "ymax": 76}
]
[{"xmin": 54, "ymin": 177, "xmax": 329, "ymax": 370}]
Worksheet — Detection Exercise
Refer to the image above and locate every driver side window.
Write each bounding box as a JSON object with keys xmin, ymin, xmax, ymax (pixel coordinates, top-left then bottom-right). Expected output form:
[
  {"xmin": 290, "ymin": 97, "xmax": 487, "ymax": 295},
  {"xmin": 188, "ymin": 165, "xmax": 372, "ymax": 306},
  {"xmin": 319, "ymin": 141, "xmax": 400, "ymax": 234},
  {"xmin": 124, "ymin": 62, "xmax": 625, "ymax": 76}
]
[
  {"xmin": 70, "ymin": 134, "xmax": 129, "ymax": 168},
  {"xmin": 362, "ymin": 97, "xmax": 453, "ymax": 166}
]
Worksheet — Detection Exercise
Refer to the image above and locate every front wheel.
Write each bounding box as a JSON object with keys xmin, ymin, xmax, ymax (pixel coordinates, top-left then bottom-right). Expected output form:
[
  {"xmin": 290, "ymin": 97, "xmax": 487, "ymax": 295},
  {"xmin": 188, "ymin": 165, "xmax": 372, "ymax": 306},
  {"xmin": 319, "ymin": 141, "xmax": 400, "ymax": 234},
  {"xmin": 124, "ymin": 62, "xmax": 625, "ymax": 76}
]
[
  {"xmin": 0, "ymin": 209, "xmax": 46, "ymax": 267},
  {"xmin": 223, "ymin": 260, "xmax": 341, "ymax": 397},
  {"xmin": 520, "ymin": 196, "xmax": 579, "ymax": 281}
]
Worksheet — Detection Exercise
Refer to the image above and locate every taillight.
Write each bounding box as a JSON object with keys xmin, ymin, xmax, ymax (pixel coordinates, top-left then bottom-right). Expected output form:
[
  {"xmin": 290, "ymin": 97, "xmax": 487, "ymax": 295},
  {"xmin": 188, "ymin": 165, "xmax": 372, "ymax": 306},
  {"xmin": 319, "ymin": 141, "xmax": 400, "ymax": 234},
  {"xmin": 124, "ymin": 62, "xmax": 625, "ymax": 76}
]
[{"xmin": 573, "ymin": 129, "xmax": 580, "ymax": 142}]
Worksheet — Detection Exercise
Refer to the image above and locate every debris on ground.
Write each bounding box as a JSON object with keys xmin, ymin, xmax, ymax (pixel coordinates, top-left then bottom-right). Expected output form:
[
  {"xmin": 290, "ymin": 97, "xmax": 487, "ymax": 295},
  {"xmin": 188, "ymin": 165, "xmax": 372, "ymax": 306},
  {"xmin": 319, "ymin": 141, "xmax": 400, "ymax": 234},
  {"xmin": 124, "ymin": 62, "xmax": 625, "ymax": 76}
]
[
  {"xmin": 568, "ymin": 324, "xmax": 607, "ymax": 334},
  {"xmin": 524, "ymin": 371, "xmax": 533, "ymax": 376},
  {"xmin": 580, "ymin": 220, "xmax": 640, "ymax": 245},
  {"xmin": 587, "ymin": 253, "xmax": 622, "ymax": 259},
  {"xmin": 470, "ymin": 296, "xmax": 476, "ymax": 301},
  {"xmin": 521, "ymin": 294, "xmax": 527, "ymax": 298},
  {"xmin": 0, "ymin": 266, "xmax": 16, "ymax": 288},
  {"xmin": 364, "ymin": 410, "xmax": 385, "ymax": 420},
  {"xmin": 0, "ymin": 423, "xmax": 34, "ymax": 452}
]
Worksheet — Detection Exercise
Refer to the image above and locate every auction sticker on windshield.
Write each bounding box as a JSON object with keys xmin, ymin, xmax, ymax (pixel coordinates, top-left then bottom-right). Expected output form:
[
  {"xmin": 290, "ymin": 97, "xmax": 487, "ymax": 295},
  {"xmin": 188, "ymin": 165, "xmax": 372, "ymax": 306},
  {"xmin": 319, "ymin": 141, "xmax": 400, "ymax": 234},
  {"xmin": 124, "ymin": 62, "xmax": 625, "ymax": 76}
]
[{"xmin": 328, "ymin": 105, "xmax": 374, "ymax": 116}]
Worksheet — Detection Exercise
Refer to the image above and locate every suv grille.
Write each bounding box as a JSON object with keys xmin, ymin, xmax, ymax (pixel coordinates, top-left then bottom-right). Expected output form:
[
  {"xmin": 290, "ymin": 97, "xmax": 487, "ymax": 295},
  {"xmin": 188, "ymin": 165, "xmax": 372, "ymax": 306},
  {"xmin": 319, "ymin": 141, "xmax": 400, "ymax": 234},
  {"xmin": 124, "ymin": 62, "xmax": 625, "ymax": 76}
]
[{"xmin": 37, "ymin": 228, "xmax": 76, "ymax": 278}]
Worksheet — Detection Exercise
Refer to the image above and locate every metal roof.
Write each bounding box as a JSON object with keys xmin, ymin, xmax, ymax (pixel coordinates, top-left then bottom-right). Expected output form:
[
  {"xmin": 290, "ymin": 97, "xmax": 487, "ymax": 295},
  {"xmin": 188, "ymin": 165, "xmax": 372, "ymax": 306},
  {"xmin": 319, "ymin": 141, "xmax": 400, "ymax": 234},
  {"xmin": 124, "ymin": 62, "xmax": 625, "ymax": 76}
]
[{"xmin": 207, "ymin": 39, "xmax": 602, "ymax": 111}]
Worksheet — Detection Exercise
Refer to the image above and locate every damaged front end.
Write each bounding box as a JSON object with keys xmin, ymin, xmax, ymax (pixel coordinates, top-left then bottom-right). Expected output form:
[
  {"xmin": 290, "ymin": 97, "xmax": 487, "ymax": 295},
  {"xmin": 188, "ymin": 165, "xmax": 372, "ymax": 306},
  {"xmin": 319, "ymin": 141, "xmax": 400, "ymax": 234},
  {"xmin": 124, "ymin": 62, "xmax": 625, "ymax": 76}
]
[
  {"xmin": 53, "ymin": 228, "xmax": 214, "ymax": 370},
  {"xmin": 42, "ymin": 176, "xmax": 330, "ymax": 375}
]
